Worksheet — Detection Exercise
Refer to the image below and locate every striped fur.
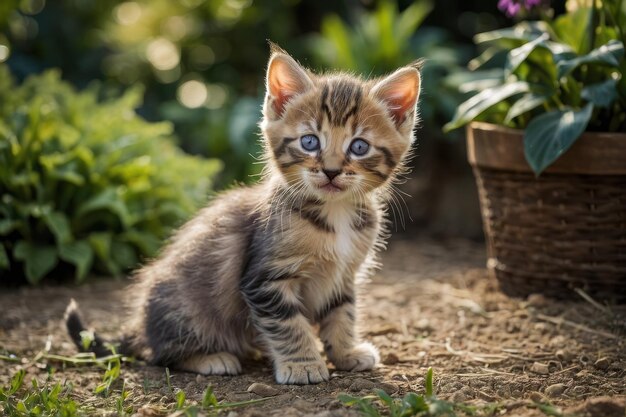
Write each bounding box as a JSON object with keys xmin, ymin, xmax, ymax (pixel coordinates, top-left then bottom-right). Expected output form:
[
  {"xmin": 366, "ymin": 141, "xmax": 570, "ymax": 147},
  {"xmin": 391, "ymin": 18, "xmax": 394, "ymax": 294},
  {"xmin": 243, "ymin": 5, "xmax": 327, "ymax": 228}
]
[{"xmin": 64, "ymin": 45, "xmax": 421, "ymax": 385}]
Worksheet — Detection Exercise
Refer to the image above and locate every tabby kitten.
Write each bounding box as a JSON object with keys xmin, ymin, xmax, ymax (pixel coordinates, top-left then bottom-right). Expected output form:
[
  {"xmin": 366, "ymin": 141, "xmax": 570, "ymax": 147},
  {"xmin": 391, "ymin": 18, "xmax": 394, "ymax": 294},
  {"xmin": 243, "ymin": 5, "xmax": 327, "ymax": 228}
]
[{"xmin": 65, "ymin": 44, "xmax": 421, "ymax": 385}]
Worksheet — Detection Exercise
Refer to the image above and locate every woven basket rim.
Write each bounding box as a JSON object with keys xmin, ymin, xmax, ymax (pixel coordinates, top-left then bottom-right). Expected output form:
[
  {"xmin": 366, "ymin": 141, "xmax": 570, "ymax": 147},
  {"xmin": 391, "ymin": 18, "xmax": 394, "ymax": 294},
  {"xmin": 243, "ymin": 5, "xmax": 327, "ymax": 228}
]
[{"xmin": 467, "ymin": 122, "xmax": 626, "ymax": 175}]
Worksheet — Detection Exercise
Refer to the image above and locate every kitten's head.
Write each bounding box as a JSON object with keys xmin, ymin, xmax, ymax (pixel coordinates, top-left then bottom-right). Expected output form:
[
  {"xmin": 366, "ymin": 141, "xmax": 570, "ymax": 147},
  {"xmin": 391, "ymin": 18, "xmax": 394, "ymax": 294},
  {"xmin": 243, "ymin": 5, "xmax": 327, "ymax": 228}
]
[{"xmin": 261, "ymin": 44, "xmax": 421, "ymax": 201}]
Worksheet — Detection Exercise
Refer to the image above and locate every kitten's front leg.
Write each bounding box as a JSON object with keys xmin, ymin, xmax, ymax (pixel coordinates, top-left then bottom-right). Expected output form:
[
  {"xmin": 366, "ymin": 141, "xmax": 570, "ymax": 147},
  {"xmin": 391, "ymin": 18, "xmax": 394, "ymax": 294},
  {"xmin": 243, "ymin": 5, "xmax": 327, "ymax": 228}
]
[
  {"xmin": 242, "ymin": 280, "xmax": 329, "ymax": 385},
  {"xmin": 318, "ymin": 290, "xmax": 380, "ymax": 372}
]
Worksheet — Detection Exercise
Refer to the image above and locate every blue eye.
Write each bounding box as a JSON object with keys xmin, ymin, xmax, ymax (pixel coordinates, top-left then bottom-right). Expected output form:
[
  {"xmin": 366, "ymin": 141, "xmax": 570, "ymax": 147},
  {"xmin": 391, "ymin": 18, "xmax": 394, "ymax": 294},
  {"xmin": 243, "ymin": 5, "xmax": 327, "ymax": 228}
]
[
  {"xmin": 349, "ymin": 138, "xmax": 369, "ymax": 156},
  {"xmin": 300, "ymin": 134, "xmax": 320, "ymax": 151}
]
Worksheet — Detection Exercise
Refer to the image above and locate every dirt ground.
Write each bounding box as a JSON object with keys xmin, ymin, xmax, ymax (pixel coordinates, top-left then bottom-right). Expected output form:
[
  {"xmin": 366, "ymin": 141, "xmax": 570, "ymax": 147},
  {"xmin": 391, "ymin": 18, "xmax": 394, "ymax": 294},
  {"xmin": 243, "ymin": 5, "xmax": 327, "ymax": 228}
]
[{"xmin": 1, "ymin": 237, "xmax": 625, "ymax": 417}]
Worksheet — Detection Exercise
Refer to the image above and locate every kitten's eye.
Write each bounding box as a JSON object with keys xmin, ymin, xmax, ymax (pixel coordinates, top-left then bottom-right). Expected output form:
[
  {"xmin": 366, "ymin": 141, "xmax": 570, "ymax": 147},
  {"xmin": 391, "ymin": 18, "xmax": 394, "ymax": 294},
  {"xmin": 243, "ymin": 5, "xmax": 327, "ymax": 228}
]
[
  {"xmin": 349, "ymin": 138, "xmax": 370, "ymax": 156},
  {"xmin": 300, "ymin": 134, "xmax": 320, "ymax": 151}
]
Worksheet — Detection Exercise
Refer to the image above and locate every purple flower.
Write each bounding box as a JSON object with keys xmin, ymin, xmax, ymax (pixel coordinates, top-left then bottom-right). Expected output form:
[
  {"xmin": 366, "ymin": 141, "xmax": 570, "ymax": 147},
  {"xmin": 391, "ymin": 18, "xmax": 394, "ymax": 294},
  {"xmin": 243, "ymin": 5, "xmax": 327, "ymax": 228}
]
[
  {"xmin": 498, "ymin": 0, "xmax": 548, "ymax": 17},
  {"xmin": 498, "ymin": 0, "xmax": 521, "ymax": 17}
]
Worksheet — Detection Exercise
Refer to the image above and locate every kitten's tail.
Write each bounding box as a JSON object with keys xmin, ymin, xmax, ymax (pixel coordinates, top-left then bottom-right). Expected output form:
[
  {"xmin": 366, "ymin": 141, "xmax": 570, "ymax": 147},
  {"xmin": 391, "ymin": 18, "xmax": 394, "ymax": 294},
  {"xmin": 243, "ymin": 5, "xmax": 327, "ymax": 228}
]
[{"xmin": 64, "ymin": 299, "xmax": 134, "ymax": 358}]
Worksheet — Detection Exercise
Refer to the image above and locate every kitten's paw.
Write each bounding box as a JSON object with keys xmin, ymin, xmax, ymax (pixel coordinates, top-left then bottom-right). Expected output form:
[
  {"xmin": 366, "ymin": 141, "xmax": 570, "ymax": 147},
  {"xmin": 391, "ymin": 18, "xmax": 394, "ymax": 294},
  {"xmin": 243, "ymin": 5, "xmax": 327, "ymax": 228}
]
[
  {"xmin": 180, "ymin": 352, "xmax": 242, "ymax": 376},
  {"xmin": 274, "ymin": 359, "xmax": 329, "ymax": 385},
  {"xmin": 331, "ymin": 342, "xmax": 380, "ymax": 372}
]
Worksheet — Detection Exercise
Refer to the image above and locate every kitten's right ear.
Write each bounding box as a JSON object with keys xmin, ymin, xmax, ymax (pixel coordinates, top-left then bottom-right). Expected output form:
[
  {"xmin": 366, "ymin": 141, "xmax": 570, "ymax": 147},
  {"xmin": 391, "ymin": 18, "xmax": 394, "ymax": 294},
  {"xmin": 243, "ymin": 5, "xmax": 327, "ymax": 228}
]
[{"xmin": 265, "ymin": 48, "xmax": 313, "ymax": 118}]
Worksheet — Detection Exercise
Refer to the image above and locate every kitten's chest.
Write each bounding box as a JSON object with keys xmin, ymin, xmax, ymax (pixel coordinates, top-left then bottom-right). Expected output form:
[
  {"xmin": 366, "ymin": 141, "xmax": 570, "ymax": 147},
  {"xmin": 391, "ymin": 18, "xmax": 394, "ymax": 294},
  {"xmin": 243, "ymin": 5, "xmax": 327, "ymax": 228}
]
[{"xmin": 309, "ymin": 201, "xmax": 378, "ymax": 263}]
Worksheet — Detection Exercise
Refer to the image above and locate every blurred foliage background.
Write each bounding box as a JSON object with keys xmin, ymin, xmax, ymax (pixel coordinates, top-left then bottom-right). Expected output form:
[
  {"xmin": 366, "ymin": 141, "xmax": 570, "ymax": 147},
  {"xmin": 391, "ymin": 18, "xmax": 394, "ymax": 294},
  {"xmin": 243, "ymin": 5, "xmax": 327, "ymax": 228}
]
[{"xmin": 1, "ymin": 0, "xmax": 509, "ymax": 284}]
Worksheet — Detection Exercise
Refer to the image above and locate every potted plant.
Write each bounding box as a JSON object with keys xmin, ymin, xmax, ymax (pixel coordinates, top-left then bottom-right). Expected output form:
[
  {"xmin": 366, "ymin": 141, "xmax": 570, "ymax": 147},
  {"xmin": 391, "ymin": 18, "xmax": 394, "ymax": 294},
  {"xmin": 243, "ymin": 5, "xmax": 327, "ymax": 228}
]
[{"xmin": 444, "ymin": 0, "xmax": 626, "ymax": 301}]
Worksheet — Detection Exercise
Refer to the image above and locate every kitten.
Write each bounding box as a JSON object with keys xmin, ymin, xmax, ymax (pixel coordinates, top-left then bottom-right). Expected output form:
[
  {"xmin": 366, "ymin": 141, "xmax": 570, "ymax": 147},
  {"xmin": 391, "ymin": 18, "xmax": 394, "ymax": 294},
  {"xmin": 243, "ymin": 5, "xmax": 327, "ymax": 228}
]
[{"xmin": 65, "ymin": 44, "xmax": 421, "ymax": 385}]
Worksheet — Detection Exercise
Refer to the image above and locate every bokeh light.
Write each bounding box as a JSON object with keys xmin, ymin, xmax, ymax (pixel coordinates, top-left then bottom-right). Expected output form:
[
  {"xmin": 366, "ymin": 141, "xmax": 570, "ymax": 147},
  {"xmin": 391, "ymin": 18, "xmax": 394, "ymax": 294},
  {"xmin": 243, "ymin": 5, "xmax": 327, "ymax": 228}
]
[
  {"xmin": 146, "ymin": 37, "xmax": 180, "ymax": 71},
  {"xmin": 114, "ymin": 2, "xmax": 142, "ymax": 26},
  {"xmin": 178, "ymin": 79, "xmax": 208, "ymax": 108}
]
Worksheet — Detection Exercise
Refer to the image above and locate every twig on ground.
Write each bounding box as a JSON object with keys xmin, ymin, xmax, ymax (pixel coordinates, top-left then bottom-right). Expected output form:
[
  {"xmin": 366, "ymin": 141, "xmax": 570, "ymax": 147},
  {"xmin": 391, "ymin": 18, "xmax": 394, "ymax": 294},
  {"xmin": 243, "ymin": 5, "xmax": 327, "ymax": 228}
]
[{"xmin": 536, "ymin": 314, "xmax": 620, "ymax": 340}]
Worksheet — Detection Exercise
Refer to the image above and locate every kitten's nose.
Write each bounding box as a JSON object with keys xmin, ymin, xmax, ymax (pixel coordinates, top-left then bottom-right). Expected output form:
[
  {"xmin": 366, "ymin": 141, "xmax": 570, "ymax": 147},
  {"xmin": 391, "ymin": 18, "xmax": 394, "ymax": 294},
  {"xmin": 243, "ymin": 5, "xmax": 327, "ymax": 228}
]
[{"xmin": 322, "ymin": 169, "xmax": 341, "ymax": 181}]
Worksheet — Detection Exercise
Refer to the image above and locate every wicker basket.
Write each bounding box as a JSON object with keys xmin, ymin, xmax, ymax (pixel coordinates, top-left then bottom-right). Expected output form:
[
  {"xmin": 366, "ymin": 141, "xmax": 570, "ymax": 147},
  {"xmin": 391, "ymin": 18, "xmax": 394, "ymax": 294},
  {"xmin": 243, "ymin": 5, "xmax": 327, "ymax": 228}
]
[{"xmin": 467, "ymin": 122, "xmax": 626, "ymax": 302}]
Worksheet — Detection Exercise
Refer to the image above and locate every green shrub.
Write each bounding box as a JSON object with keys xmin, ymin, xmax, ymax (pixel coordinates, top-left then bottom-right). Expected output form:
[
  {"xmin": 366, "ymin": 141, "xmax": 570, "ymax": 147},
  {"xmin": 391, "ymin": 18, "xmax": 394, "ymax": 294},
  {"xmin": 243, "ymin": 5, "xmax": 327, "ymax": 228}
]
[{"xmin": 0, "ymin": 66, "xmax": 222, "ymax": 284}]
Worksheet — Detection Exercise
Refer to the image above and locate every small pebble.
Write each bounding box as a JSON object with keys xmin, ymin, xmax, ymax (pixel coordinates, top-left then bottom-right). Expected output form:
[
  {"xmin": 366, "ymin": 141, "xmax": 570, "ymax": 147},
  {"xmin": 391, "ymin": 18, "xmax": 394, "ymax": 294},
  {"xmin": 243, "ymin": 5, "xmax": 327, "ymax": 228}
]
[
  {"xmin": 376, "ymin": 382, "xmax": 399, "ymax": 394},
  {"xmin": 349, "ymin": 378, "xmax": 376, "ymax": 392},
  {"xmin": 529, "ymin": 391, "xmax": 545, "ymax": 403},
  {"xmin": 530, "ymin": 362, "xmax": 550, "ymax": 375},
  {"xmin": 545, "ymin": 383, "xmax": 566, "ymax": 397},
  {"xmin": 579, "ymin": 354, "xmax": 594, "ymax": 366},
  {"xmin": 556, "ymin": 349, "xmax": 574, "ymax": 362},
  {"xmin": 382, "ymin": 353, "xmax": 399, "ymax": 365},
  {"xmin": 195, "ymin": 374, "xmax": 204, "ymax": 384},
  {"xmin": 292, "ymin": 398, "xmax": 315, "ymax": 411},
  {"xmin": 527, "ymin": 293, "xmax": 549, "ymax": 307},
  {"xmin": 594, "ymin": 357, "xmax": 611, "ymax": 370},
  {"xmin": 247, "ymin": 382, "xmax": 280, "ymax": 397},
  {"xmin": 450, "ymin": 390, "xmax": 467, "ymax": 403}
]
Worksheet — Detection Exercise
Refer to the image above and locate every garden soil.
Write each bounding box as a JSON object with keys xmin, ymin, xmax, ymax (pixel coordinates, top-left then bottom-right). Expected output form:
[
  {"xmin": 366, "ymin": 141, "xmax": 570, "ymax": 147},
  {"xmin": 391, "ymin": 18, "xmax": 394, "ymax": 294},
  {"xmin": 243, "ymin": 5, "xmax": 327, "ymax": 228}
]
[{"xmin": 1, "ymin": 237, "xmax": 625, "ymax": 417}]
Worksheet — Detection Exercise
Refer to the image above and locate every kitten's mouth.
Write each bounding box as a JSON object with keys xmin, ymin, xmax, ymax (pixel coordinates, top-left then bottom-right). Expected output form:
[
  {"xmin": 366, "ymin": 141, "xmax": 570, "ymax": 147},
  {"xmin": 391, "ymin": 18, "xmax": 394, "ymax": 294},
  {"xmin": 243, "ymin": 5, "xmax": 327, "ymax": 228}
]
[{"xmin": 319, "ymin": 182, "xmax": 344, "ymax": 193}]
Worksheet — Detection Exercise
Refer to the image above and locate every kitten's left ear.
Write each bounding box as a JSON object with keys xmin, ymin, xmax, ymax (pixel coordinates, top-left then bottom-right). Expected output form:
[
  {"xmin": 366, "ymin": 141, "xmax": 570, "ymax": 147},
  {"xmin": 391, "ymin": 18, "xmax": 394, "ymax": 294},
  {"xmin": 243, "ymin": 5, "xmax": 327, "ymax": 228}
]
[
  {"xmin": 371, "ymin": 66, "xmax": 421, "ymax": 130},
  {"xmin": 265, "ymin": 47, "xmax": 314, "ymax": 119}
]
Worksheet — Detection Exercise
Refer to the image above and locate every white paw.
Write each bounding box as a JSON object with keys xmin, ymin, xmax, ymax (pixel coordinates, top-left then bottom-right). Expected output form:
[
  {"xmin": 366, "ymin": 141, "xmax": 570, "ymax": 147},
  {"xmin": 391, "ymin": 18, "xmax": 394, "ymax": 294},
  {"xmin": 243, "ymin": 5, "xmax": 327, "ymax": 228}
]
[
  {"xmin": 331, "ymin": 342, "xmax": 380, "ymax": 372},
  {"xmin": 181, "ymin": 352, "xmax": 242, "ymax": 376},
  {"xmin": 274, "ymin": 360, "xmax": 329, "ymax": 385}
]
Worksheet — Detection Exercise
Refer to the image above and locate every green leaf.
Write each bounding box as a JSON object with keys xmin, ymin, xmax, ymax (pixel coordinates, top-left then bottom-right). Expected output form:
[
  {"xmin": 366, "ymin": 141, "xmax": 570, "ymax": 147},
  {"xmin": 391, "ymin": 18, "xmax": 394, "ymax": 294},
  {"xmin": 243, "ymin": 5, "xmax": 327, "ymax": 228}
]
[
  {"xmin": 505, "ymin": 33, "xmax": 550, "ymax": 77},
  {"xmin": 397, "ymin": 0, "xmax": 433, "ymax": 43},
  {"xmin": 375, "ymin": 389, "xmax": 393, "ymax": 406},
  {"xmin": 42, "ymin": 211, "xmax": 72, "ymax": 244},
  {"xmin": 77, "ymin": 188, "xmax": 131, "ymax": 227},
  {"xmin": 58, "ymin": 240, "xmax": 94, "ymax": 282},
  {"xmin": 175, "ymin": 390, "xmax": 186, "ymax": 409},
  {"xmin": 552, "ymin": 7, "xmax": 591, "ymax": 53},
  {"xmin": 88, "ymin": 232, "xmax": 120, "ymax": 276},
  {"xmin": 524, "ymin": 104, "xmax": 594, "ymax": 174},
  {"xmin": 110, "ymin": 240, "xmax": 138, "ymax": 270},
  {"xmin": 201, "ymin": 386, "xmax": 219, "ymax": 408},
  {"xmin": 557, "ymin": 40, "xmax": 624, "ymax": 78},
  {"xmin": 0, "ymin": 245, "xmax": 9, "ymax": 270},
  {"xmin": 425, "ymin": 367, "xmax": 434, "ymax": 397},
  {"xmin": 581, "ymin": 78, "xmax": 618, "ymax": 108},
  {"xmin": 13, "ymin": 241, "xmax": 58, "ymax": 283},
  {"xmin": 444, "ymin": 81, "xmax": 531, "ymax": 131},
  {"xmin": 505, "ymin": 93, "xmax": 550, "ymax": 124},
  {"xmin": 0, "ymin": 219, "xmax": 20, "ymax": 235}
]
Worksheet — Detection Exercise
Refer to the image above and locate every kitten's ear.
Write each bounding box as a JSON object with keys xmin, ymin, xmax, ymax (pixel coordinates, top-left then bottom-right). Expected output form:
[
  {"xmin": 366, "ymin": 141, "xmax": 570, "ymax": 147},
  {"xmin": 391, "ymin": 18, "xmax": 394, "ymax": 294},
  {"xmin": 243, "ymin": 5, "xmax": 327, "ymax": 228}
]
[
  {"xmin": 371, "ymin": 66, "xmax": 421, "ymax": 129},
  {"xmin": 265, "ymin": 49, "xmax": 314, "ymax": 118}
]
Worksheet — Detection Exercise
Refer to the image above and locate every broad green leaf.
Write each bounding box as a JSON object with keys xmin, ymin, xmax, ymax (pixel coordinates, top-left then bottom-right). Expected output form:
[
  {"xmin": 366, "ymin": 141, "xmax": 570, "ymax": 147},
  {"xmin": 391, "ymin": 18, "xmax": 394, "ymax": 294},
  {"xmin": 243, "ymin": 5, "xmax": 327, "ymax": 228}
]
[
  {"xmin": 524, "ymin": 104, "xmax": 594, "ymax": 174},
  {"xmin": 505, "ymin": 33, "xmax": 550, "ymax": 77},
  {"xmin": 0, "ymin": 244, "xmax": 9, "ymax": 270},
  {"xmin": 88, "ymin": 232, "xmax": 119, "ymax": 275},
  {"xmin": 111, "ymin": 240, "xmax": 138, "ymax": 270},
  {"xmin": 77, "ymin": 188, "xmax": 131, "ymax": 227},
  {"xmin": 504, "ymin": 93, "xmax": 549, "ymax": 123},
  {"xmin": 552, "ymin": 7, "xmax": 591, "ymax": 53},
  {"xmin": 320, "ymin": 15, "xmax": 356, "ymax": 70},
  {"xmin": 474, "ymin": 21, "xmax": 548, "ymax": 45},
  {"xmin": 581, "ymin": 78, "xmax": 618, "ymax": 107},
  {"xmin": 557, "ymin": 40, "xmax": 624, "ymax": 78},
  {"xmin": 444, "ymin": 81, "xmax": 531, "ymax": 131},
  {"xmin": 397, "ymin": 0, "xmax": 433, "ymax": 43},
  {"xmin": 58, "ymin": 240, "xmax": 94, "ymax": 282},
  {"xmin": 42, "ymin": 211, "xmax": 72, "ymax": 244},
  {"xmin": 0, "ymin": 219, "xmax": 20, "ymax": 235},
  {"xmin": 13, "ymin": 241, "xmax": 58, "ymax": 283},
  {"xmin": 120, "ymin": 230, "xmax": 161, "ymax": 256}
]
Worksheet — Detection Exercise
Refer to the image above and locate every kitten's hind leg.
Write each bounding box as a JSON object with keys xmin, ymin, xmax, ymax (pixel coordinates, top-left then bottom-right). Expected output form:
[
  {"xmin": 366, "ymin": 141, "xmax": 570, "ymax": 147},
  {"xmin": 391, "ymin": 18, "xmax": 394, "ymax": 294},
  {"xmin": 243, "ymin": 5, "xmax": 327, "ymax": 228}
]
[{"xmin": 179, "ymin": 352, "xmax": 242, "ymax": 375}]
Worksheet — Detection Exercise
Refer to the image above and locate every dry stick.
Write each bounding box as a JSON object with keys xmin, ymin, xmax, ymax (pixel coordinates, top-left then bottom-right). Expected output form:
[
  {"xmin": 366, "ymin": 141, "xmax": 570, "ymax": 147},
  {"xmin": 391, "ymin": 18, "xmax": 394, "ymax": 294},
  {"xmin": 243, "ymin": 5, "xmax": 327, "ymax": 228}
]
[
  {"xmin": 573, "ymin": 288, "xmax": 612, "ymax": 316},
  {"xmin": 444, "ymin": 339, "xmax": 509, "ymax": 364},
  {"xmin": 536, "ymin": 314, "xmax": 620, "ymax": 340}
]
